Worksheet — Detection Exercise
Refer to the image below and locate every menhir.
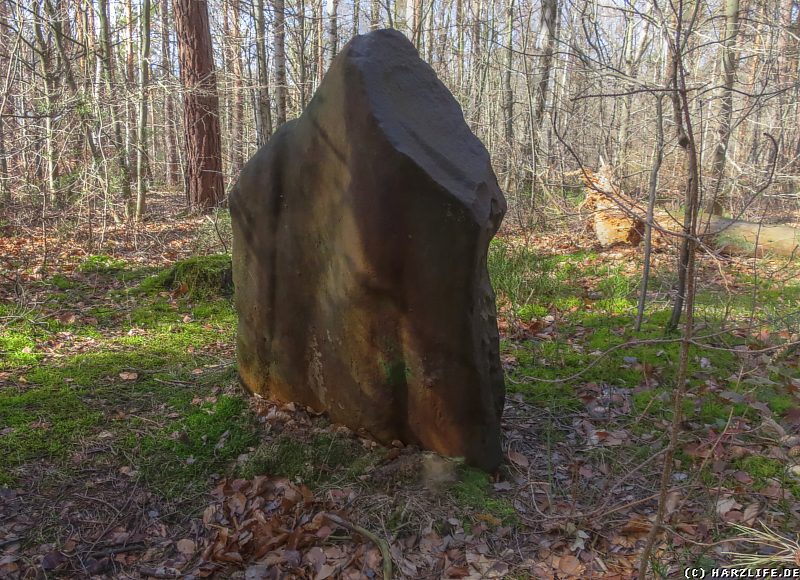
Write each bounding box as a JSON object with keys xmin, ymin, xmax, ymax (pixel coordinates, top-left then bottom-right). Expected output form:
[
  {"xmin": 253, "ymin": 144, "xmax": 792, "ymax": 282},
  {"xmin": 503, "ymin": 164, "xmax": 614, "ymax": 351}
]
[{"xmin": 231, "ymin": 29, "xmax": 507, "ymax": 471}]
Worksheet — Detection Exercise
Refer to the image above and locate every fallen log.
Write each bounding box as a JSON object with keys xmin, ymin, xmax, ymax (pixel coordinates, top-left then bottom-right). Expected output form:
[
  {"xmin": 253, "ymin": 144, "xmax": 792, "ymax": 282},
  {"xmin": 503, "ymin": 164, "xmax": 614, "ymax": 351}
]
[
  {"xmin": 580, "ymin": 165, "xmax": 644, "ymax": 247},
  {"xmin": 577, "ymin": 166, "xmax": 800, "ymax": 258},
  {"xmin": 701, "ymin": 215, "xmax": 800, "ymax": 258}
]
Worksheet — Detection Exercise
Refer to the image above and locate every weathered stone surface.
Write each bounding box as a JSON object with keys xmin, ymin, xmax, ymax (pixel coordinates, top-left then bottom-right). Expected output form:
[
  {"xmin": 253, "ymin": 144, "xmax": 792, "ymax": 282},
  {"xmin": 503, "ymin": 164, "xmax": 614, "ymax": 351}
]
[{"xmin": 230, "ymin": 29, "xmax": 506, "ymax": 471}]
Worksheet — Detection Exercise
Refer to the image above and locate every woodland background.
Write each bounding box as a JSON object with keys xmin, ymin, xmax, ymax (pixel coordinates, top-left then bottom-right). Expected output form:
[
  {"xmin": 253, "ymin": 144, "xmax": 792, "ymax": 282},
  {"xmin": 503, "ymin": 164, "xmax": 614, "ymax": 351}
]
[
  {"xmin": 2, "ymin": 0, "xmax": 800, "ymax": 578},
  {"xmin": 1, "ymin": 0, "xmax": 798, "ymax": 223}
]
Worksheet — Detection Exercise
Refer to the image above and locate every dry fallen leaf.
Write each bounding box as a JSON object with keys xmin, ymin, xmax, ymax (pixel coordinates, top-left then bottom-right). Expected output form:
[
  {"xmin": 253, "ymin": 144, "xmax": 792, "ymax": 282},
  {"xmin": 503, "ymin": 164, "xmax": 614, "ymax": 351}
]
[
  {"xmin": 742, "ymin": 503, "xmax": 761, "ymax": 525},
  {"xmin": 119, "ymin": 371, "xmax": 138, "ymax": 381},
  {"xmin": 177, "ymin": 539, "xmax": 196, "ymax": 556},
  {"xmin": 557, "ymin": 554, "xmax": 585, "ymax": 577},
  {"xmin": 508, "ymin": 450, "xmax": 529, "ymax": 468},
  {"xmin": 716, "ymin": 496, "xmax": 741, "ymax": 518},
  {"xmin": 664, "ymin": 490, "xmax": 682, "ymax": 516}
]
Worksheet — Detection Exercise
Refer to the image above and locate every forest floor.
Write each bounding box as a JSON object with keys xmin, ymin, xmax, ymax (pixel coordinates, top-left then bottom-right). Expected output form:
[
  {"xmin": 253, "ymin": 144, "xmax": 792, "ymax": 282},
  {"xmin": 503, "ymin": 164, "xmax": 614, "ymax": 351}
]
[{"xmin": 1, "ymin": 193, "xmax": 799, "ymax": 579}]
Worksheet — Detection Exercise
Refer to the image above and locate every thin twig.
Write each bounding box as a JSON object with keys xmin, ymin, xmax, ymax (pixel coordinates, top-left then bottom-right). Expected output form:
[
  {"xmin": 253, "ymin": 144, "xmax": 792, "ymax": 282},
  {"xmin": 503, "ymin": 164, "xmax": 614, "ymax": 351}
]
[{"xmin": 323, "ymin": 512, "xmax": 392, "ymax": 580}]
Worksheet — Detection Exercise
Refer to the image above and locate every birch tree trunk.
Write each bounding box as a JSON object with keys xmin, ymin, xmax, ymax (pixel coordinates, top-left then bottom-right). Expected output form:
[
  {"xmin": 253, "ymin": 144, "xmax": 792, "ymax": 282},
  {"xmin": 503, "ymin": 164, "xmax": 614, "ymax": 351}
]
[
  {"xmin": 327, "ymin": 0, "xmax": 339, "ymax": 64},
  {"xmin": 707, "ymin": 0, "xmax": 740, "ymax": 215}
]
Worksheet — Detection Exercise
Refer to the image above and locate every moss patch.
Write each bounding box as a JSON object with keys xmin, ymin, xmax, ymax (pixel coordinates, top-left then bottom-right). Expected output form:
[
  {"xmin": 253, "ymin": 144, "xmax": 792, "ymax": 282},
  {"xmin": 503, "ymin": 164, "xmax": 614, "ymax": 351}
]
[
  {"xmin": 239, "ymin": 432, "xmax": 383, "ymax": 487},
  {"xmin": 449, "ymin": 467, "xmax": 517, "ymax": 526},
  {"xmin": 138, "ymin": 254, "xmax": 233, "ymax": 298}
]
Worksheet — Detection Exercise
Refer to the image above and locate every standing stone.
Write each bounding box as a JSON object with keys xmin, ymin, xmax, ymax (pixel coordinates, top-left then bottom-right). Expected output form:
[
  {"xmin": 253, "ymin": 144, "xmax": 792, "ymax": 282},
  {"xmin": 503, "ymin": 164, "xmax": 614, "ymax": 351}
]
[{"xmin": 231, "ymin": 29, "xmax": 506, "ymax": 471}]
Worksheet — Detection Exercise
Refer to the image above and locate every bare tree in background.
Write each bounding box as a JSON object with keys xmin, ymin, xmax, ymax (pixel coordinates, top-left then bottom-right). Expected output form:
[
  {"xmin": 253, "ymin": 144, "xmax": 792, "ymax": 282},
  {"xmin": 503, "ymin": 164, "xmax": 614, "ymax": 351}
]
[
  {"xmin": 273, "ymin": 0, "xmax": 287, "ymax": 127},
  {"xmin": 135, "ymin": 0, "xmax": 152, "ymax": 219}
]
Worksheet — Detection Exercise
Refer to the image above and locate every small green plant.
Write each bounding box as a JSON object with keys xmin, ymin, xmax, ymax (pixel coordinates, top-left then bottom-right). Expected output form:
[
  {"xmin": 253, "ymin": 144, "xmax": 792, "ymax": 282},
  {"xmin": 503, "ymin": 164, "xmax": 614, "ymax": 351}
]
[{"xmin": 48, "ymin": 273, "xmax": 74, "ymax": 290}]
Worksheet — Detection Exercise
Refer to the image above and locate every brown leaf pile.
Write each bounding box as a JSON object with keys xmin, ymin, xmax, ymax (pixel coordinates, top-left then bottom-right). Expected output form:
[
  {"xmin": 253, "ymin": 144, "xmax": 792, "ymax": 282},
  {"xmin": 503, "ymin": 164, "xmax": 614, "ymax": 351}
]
[{"xmin": 193, "ymin": 476, "xmax": 386, "ymax": 579}]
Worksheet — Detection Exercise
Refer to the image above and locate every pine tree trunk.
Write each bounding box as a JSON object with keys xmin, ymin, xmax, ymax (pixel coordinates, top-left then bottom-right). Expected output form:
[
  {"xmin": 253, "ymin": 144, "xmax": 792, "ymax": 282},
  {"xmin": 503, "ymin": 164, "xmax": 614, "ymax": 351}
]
[{"xmin": 174, "ymin": 0, "xmax": 225, "ymax": 212}]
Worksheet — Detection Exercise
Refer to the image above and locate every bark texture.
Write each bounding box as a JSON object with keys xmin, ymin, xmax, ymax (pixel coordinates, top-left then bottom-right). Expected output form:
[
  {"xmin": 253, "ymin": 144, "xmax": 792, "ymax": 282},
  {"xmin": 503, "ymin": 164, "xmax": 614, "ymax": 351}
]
[
  {"xmin": 174, "ymin": 0, "xmax": 224, "ymax": 211},
  {"xmin": 231, "ymin": 29, "xmax": 506, "ymax": 471}
]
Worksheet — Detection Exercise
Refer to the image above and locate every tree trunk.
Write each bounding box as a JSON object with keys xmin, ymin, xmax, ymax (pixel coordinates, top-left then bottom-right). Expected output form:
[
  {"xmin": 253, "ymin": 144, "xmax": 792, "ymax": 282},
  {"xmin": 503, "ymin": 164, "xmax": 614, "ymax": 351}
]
[
  {"xmin": 707, "ymin": 0, "xmax": 740, "ymax": 215},
  {"xmin": 501, "ymin": 0, "xmax": 514, "ymax": 188},
  {"xmin": 98, "ymin": 0, "xmax": 133, "ymax": 203},
  {"xmin": 254, "ymin": 0, "xmax": 273, "ymax": 145},
  {"xmin": 274, "ymin": 0, "xmax": 287, "ymax": 127},
  {"xmin": 703, "ymin": 216, "xmax": 800, "ymax": 258},
  {"xmin": 0, "ymin": 0, "xmax": 9, "ymax": 202},
  {"xmin": 135, "ymin": 0, "xmax": 152, "ymax": 219},
  {"xmin": 0, "ymin": 104, "xmax": 7, "ymax": 203},
  {"xmin": 581, "ymin": 165, "xmax": 644, "ymax": 247},
  {"xmin": 298, "ymin": 0, "xmax": 308, "ymax": 107},
  {"xmin": 615, "ymin": 3, "xmax": 635, "ymax": 172},
  {"xmin": 231, "ymin": 0, "xmax": 244, "ymax": 172},
  {"xmin": 327, "ymin": 0, "xmax": 338, "ymax": 64},
  {"xmin": 32, "ymin": 0, "xmax": 58, "ymax": 205},
  {"xmin": 535, "ymin": 0, "xmax": 557, "ymax": 128},
  {"xmin": 125, "ymin": 0, "xmax": 136, "ymax": 182},
  {"xmin": 174, "ymin": 0, "xmax": 225, "ymax": 212},
  {"xmin": 369, "ymin": 0, "xmax": 379, "ymax": 29},
  {"xmin": 161, "ymin": 0, "xmax": 180, "ymax": 185},
  {"xmin": 315, "ymin": 0, "xmax": 324, "ymax": 86}
]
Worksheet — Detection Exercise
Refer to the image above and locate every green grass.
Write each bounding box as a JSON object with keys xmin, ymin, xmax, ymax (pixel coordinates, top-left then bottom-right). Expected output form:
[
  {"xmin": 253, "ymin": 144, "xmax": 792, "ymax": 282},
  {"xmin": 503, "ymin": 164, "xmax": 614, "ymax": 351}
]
[
  {"xmin": 488, "ymin": 237, "xmax": 800, "ymax": 450},
  {"xmin": 0, "ymin": 258, "xmax": 249, "ymax": 490},
  {"xmin": 130, "ymin": 395, "xmax": 258, "ymax": 498}
]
